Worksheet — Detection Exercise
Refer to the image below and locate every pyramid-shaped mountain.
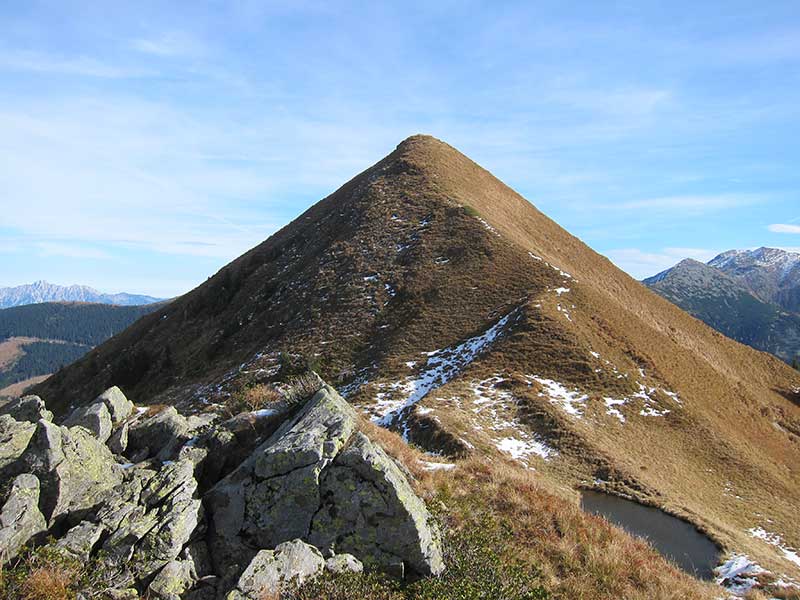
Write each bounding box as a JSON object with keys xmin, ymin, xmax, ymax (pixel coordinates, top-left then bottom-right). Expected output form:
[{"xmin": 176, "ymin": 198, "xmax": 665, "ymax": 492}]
[{"xmin": 34, "ymin": 135, "xmax": 800, "ymax": 580}]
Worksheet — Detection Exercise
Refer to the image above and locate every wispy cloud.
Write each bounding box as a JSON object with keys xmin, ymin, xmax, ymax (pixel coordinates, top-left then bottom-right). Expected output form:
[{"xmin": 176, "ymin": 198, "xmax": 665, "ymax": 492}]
[
  {"xmin": 0, "ymin": 51, "xmax": 154, "ymax": 78},
  {"xmin": 608, "ymin": 195, "xmax": 760, "ymax": 214},
  {"xmin": 768, "ymin": 223, "xmax": 800, "ymax": 234},
  {"xmin": 130, "ymin": 32, "xmax": 205, "ymax": 57}
]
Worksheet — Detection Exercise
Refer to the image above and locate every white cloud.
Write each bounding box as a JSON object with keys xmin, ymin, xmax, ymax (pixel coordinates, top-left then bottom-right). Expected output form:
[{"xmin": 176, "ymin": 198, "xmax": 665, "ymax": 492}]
[
  {"xmin": 0, "ymin": 51, "xmax": 153, "ymax": 78},
  {"xmin": 768, "ymin": 223, "xmax": 800, "ymax": 234},
  {"xmin": 130, "ymin": 32, "xmax": 206, "ymax": 57},
  {"xmin": 604, "ymin": 247, "xmax": 720, "ymax": 280}
]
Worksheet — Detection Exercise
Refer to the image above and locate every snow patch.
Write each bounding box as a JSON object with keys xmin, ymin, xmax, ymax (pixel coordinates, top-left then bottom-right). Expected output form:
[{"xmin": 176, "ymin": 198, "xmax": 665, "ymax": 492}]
[
  {"xmin": 715, "ymin": 555, "xmax": 767, "ymax": 595},
  {"xmin": 749, "ymin": 528, "xmax": 800, "ymax": 567},
  {"xmin": 419, "ymin": 460, "xmax": 456, "ymax": 472},
  {"xmin": 603, "ymin": 397, "xmax": 627, "ymax": 423},
  {"xmin": 496, "ymin": 436, "xmax": 554, "ymax": 460},
  {"xmin": 530, "ymin": 376, "xmax": 588, "ymax": 417},
  {"xmin": 371, "ymin": 310, "xmax": 518, "ymax": 430}
]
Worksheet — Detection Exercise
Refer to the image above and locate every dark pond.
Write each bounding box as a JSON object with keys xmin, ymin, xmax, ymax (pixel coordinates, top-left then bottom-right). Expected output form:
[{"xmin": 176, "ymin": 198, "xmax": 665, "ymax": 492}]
[{"xmin": 581, "ymin": 490, "xmax": 720, "ymax": 580}]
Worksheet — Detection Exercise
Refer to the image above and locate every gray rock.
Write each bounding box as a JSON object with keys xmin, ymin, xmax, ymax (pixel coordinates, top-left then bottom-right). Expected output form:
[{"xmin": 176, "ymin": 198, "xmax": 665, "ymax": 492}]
[
  {"xmin": 206, "ymin": 385, "xmax": 444, "ymax": 580},
  {"xmin": 325, "ymin": 553, "xmax": 363, "ymax": 574},
  {"xmin": 206, "ymin": 386, "xmax": 356, "ymax": 572},
  {"xmin": 148, "ymin": 560, "xmax": 195, "ymax": 600},
  {"xmin": 0, "ymin": 395, "xmax": 53, "ymax": 423},
  {"xmin": 64, "ymin": 401, "xmax": 113, "ymax": 443},
  {"xmin": 56, "ymin": 520, "xmax": 105, "ymax": 560},
  {"xmin": 309, "ymin": 432, "xmax": 445, "ymax": 576},
  {"xmin": 21, "ymin": 419, "xmax": 122, "ymax": 522},
  {"xmin": 226, "ymin": 539, "xmax": 324, "ymax": 600},
  {"xmin": 128, "ymin": 407, "xmax": 189, "ymax": 460},
  {"xmin": 0, "ymin": 414, "xmax": 35, "ymax": 478},
  {"xmin": 96, "ymin": 386, "xmax": 134, "ymax": 423},
  {"xmin": 0, "ymin": 474, "xmax": 47, "ymax": 562},
  {"xmin": 109, "ymin": 421, "xmax": 129, "ymax": 454}
]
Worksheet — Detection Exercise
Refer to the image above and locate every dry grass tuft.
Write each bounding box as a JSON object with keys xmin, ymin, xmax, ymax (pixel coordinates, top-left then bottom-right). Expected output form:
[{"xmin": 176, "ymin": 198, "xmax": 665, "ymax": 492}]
[{"xmin": 19, "ymin": 564, "xmax": 77, "ymax": 600}]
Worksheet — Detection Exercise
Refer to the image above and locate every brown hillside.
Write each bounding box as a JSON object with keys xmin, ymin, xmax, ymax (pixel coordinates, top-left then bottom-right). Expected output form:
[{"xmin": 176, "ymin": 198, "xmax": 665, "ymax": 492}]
[{"xmin": 34, "ymin": 135, "xmax": 800, "ymax": 586}]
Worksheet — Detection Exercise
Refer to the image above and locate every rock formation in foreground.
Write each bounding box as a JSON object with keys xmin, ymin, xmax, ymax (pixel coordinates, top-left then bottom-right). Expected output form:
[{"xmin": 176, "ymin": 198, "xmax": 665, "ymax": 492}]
[{"xmin": 0, "ymin": 383, "xmax": 443, "ymax": 599}]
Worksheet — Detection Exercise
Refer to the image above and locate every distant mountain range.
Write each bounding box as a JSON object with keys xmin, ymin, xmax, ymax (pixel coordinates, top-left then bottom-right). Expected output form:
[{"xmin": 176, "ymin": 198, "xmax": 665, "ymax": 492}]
[
  {"xmin": 644, "ymin": 248, "xmax": 800, "ymax": 363},
  {"xmin": 0, "ymin": 280, "xmax": 163, "ymax": 308}
]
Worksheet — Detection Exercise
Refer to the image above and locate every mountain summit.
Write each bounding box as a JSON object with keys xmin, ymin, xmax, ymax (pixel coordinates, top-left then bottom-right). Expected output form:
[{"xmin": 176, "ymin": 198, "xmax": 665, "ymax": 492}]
[{"xmin": 34, "ymin": 135, "xmax": 800, "ymax": 585}]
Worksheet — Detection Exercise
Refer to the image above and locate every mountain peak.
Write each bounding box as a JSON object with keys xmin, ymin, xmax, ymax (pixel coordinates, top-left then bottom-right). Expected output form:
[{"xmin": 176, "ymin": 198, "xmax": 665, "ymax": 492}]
[{"xmin": 0, "ymin": 281, "xmax": 163, "ymax": 309}]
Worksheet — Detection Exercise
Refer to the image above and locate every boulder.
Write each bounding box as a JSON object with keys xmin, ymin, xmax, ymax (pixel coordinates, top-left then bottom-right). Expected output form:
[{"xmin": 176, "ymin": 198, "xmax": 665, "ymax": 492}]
[
  {"xmin": 56, "ymin": 520, "xmax": 105, "ymax": 560},
  {"xmin": 206, "ymin": 385, "xmax": 444, "ymax": 579},
  {"xmin": 225, "ymin": 539, "xmax": 324, "ymax": 600},
  {"xmin": 0, "ymin": 414, "xmax": 36, "ymax": 478},
  {"xmin": 309, "ymin": 432, "xmax": 444, "ymax": 576},
  {"xmin": 96, "ymin": 386, "xmax": 134, "ymax": 423},
  {"xmin": 127, "ymin": 407, "xmax": 189, "ymax": 460},
  {"xmin": 206, "ymin": 385, "xmax": 357, "ymax": 570},
  {"xmin": 0, "ymin": 474, "xmax": 47, "ymax": 562},
  {"xmin": 325, "ymin": 553, "xmax": 364, "ymax": 574},
  {"xmin": 0, "ymin": 395, "xmax": 53, "ymax": 423},
  {"xmin": 64, "ymin": 401, "xmax": 113, "ymax": 443},
  {"xmin": 21, "ymin": 419, "xmax": 122, "ymax": 522},
  {"xmin": 149, "ymin": 560, "xmax": 195, "ymax": 600}
]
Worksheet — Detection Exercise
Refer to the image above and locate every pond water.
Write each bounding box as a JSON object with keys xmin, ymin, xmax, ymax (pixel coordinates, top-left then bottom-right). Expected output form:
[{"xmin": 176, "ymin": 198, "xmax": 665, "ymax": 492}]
[{"xmin": 581, "ymin": 490, "xmax": 720, "ymax": 580}]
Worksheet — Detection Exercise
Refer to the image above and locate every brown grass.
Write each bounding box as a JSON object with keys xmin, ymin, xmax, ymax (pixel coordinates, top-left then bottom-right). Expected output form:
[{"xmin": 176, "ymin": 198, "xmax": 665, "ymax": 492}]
[
  {"xmin": 436, "ymin": 457, "xmax": 719, "ymax": 600},
  {"xmin": 19, "ymin": 565, "xmax": 77, "ymax": 600}
]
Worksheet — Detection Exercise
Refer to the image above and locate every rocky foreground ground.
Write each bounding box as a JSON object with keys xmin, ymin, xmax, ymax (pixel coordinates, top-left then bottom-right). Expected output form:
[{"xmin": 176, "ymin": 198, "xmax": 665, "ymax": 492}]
[{"xmin": 0, "ymin": 380, "xmax": 443, "ymax": 599}]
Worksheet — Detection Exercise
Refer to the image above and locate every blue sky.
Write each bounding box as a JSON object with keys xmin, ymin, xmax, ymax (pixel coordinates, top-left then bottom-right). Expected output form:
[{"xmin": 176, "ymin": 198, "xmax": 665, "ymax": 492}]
[{"xmin": 1, "ymin": 1, "xmax": 799, "ymax": 297}]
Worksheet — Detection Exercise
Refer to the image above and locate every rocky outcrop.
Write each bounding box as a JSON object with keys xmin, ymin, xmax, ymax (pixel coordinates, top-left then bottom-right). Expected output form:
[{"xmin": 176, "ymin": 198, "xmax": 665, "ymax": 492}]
[
  {"xmin": 0, "ymin": 474, "xmax": 47, "ymax": 561},
  {"xmin": 20, "ymin": 418, "xmax": 122, "ymax": 522},
  {"xmin": 0, "ymin": 395, "xmax": 53, "ymax": 423},
  {"xmin": 0, "ymin": 414, "xmax": 35, "ymax": 478},
  {"xmin": 206, "ymin": 385, "xmax": 444, "ymax": 579},
  {"xmin": 0, "ymin": 379, "xmax": 445, "ymax": 598}
]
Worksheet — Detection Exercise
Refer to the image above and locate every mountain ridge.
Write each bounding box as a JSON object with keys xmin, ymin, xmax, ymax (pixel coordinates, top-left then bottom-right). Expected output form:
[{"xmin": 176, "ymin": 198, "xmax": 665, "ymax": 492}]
[
  {"xmin": 644, "ymin": 249, "xmax": 800, "ymax": 362},
  {"xmin": 0, "ymin": 280, "xmax": 164, "ymax": 308}
]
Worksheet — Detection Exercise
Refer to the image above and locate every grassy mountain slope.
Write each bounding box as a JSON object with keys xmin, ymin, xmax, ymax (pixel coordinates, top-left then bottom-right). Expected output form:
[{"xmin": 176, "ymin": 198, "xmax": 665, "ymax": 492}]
[
  {"xmin": 644, "ymin": 258, "xmax": 800, "ymax": 362},
  {"xmin": 34, "ymin": 135, "xmax": 800, "ymax": 587}
]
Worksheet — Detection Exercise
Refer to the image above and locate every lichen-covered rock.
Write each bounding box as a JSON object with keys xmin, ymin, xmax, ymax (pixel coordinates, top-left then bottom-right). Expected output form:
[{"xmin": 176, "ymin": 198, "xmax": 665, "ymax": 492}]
[
  {"xmin": 0, "ymin": 414, "xmax": 36, "ymax": 478},
  {"xmin": 0, "ymin": 474, "xmax": 47, "ymax": 562},
  {"xmin": 20, "ymin": 419, "xmax": 122, "ymax": 522},
  {"xmin": 64, "ymin": 401, "xmax": 113, "ymax": 443},
  {"xmin": 206, "ymin": 385, "xmax": 356, "ymax": 570},
  {"xmin": 325, "ymin": 553, "xmax": 364, "ymax": 574},
  {"xmin": 225, "ymin": 539, "xmax": 324, "ymax": 600},
  {"xmin": 96, "ymin": 386, "xmax": 134, "ymax": 423},
  {"xmin": 309, "ymin": 432, "xmax": 444, "ymax": 576},
  {"xmin": 0, "ymin": 395, "xmax": 53, "ymax": 423},
  {"xmin": 206, "ymin": 385, "xmax": 444, "ymax": 580},
  {"xmin": 127, "ymin": 407, "xmax": 189, "ymax": 460},
  {"xmin": 56, "ymin": 520, "xmax": 105, "ymax": 560},
  {"xmin": 149, "ymin": 560, "xmax": 195, "ymax": 600}
]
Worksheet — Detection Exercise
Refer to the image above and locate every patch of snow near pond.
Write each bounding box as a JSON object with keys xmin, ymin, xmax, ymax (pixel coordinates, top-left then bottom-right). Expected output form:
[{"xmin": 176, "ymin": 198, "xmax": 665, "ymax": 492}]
[
  {"xmin": 750, "ymin": 528, "xmax": 800, "ymax": 567},
  {"xmin": 715, "ymin": 554, "xmax": 767, "ymax": 595}
]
